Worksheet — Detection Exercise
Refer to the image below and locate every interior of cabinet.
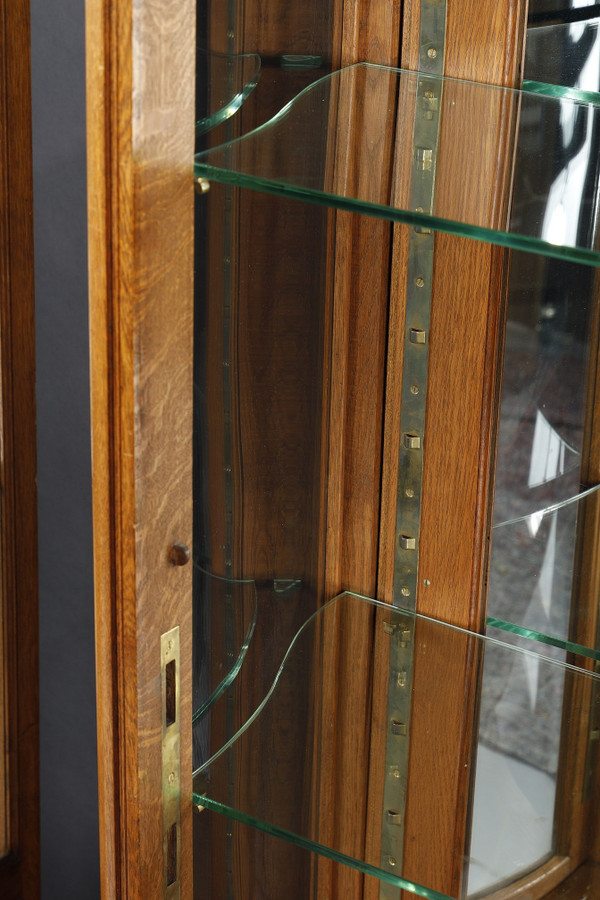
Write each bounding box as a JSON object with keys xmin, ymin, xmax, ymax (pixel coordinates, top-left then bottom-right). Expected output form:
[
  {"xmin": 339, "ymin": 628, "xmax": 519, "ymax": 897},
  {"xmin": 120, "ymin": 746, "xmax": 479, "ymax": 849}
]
[{"xmin": 190, "ymin": 7, "xmax": 600, "ymax": 900}]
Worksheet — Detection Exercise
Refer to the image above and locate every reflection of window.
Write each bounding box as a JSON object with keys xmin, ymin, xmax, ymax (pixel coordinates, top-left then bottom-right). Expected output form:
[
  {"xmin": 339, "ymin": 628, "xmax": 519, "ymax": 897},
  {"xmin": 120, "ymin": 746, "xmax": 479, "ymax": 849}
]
[
  {"xmin": 527, "ymin": 408, "xmax": 578, "ymax": 489},
  {"xmin": 539, "ymin": 12, "xmax": 600, "ymax": 246}
]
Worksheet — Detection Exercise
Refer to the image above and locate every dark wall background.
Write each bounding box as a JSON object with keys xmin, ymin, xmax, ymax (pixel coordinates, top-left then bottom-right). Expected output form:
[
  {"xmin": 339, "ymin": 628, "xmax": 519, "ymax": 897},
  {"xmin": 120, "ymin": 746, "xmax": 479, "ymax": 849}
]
[{"xmin": 30, "ymin": 1, "xmax": 100, "ymax": 896}]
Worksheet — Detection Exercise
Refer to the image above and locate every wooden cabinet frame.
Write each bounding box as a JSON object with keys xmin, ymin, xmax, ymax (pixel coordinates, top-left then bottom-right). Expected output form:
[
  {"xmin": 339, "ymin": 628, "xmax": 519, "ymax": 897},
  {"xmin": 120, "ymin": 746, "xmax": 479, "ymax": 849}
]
[
  {"xmin": 87, "ymin": 1, "xmax": 600, "ymax": 898},
  {"xmin": 86, "ymin": 1, "xmax": 195, "ymax": 896}
]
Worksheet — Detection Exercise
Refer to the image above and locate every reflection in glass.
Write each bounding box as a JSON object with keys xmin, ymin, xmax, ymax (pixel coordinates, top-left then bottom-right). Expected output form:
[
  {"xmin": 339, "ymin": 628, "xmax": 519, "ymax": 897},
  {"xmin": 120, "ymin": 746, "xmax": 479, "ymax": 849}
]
[{"xmin": 193, "ymin": 172, "xmax": 332, "ymax": 898}]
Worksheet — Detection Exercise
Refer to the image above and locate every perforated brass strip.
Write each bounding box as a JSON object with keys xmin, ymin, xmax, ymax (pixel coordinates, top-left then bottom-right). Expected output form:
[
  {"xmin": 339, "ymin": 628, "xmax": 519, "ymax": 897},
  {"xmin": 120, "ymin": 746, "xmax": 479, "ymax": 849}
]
[{"xmin": 379, "ymin": 2, "xmax": 446, "ymax": 892}]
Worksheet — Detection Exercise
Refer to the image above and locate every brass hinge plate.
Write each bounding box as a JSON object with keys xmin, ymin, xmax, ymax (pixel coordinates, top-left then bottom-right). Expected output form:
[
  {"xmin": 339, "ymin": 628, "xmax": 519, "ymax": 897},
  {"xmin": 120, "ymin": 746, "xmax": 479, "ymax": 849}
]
[{"xmin": 162, "ymin": 626, "xmax": 181, "ymax": 899}]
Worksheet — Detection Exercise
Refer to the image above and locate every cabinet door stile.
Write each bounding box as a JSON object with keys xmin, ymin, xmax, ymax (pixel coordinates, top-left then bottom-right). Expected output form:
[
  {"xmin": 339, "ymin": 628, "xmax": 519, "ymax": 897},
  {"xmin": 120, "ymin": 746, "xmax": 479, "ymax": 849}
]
[{"xmin": 87, "ymin": 1, "xmax": 195, "ymax": 897}]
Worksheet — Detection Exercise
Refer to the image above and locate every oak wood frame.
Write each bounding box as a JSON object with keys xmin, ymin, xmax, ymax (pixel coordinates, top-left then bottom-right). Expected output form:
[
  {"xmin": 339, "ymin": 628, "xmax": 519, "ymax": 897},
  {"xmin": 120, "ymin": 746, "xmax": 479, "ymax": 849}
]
[
  {"xmin": 0, "ymin": 0, "xmax": 39, "ymax": 896},
  {"xmin": 86, "ymin": 1, "xmax": 195, "ymax": 897}
]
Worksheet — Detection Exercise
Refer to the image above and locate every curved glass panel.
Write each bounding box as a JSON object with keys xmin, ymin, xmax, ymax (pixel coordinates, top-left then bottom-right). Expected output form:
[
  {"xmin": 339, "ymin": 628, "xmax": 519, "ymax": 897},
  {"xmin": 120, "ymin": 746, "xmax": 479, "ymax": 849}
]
[
  {"xmin": 196, "ymin": 50, "xmax": 261, "ymax": 135},
  {"xmin": 195, "ymin": 63, "xmax": 600, "ymax": 265},
  {"xmin": 192, "ymin": 591, "xmax": 600, "ymax": 898},
  {"xmin": 525, "ymin": 17, "xmax": 600, "ymax": 98}
]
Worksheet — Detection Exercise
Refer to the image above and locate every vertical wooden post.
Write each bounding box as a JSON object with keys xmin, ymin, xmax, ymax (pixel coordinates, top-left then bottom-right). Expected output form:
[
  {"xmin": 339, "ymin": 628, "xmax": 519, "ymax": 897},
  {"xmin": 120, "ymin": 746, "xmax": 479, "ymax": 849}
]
[{"xmin": 86, "ymin": 1, "xmax": 195, "ymax": 897}]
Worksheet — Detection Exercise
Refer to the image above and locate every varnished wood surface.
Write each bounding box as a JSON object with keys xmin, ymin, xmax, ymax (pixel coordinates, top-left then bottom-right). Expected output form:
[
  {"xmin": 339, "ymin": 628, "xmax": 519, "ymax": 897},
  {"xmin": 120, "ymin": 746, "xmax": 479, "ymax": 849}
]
[
  {"xmin": 87, "ymin": 0, "xmax": 195, "ymax": 897},
  {"xmin": 0, "ymin": 0, "xmax": 39, "ymax": 895},
  {"xmin": 402, "ymin": 0, "xmax": 527, "ymax": 85}
]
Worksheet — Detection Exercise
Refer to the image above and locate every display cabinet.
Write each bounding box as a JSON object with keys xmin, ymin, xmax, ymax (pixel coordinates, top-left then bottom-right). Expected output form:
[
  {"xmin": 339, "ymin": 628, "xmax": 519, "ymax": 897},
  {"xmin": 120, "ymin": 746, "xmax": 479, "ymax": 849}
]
[{"xmin": 85, "ymin": 1, "xmax": 600, "ymax": 899}]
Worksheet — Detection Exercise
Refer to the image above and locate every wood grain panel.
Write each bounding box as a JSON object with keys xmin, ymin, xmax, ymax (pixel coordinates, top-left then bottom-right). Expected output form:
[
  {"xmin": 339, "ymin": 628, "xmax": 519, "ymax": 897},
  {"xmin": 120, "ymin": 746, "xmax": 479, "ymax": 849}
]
[
  {"xmin": 87, "ymin": 1, "xmax": 195, "ymax": 897},
  {"xmin": 0, "ymin": 0, "xmax": 39, "ymax": 895},
  {"xmin": 230, "ymin": 97, "xmax": 332, "ymax": 900},
  {"xmin": 402, "ymin": 0, "xmax": 527, "ymax": 86}
]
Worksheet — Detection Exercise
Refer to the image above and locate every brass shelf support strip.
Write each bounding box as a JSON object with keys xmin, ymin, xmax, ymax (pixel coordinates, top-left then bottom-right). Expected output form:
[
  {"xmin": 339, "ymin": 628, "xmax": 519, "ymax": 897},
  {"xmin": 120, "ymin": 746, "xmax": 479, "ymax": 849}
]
[{"xmin": 380, "ymin": 1, "xmax": 447, "ymax": 893}]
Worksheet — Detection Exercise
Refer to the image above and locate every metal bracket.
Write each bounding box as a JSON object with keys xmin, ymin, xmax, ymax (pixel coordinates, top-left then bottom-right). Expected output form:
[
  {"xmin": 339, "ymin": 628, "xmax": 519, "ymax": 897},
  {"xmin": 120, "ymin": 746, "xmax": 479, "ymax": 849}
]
[
  {"xmin": 379, "ymin": 1, "xmax": 447, "ymax": 893},
  {"xmin": 162, "ymin": 627, "xmax": 181, "ymax": 899}
]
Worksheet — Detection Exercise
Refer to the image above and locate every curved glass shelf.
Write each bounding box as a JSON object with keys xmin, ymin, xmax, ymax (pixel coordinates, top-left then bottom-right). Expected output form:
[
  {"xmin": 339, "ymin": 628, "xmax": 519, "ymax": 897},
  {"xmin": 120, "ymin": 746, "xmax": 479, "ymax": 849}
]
[
  {"xmin": 192, "ymin": 565, "xmax": 258, "ymax": 725},
  {"xmin": 193, "ymin": 591, "xmax": 600, "ymax": 898},
  {"xmin": 194, "ymin": 573, "xmax": 600, "ymax": 776},
  {"xmin": 192, "ymin": 573, "xmax": 309, "ymax": 772},
  {"xmin": 196, "ymin": 50, "xmax": 261, "ymax": 135},
  {"xmin": 195, "ymin": 62, "xmax": 600, "ymax": 266}
]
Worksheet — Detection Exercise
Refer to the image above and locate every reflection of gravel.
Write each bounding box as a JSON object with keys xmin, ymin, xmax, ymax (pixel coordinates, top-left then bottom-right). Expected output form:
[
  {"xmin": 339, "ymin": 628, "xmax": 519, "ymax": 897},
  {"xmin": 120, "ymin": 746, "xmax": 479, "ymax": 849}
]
[
  {"xmin": 481, "ymin": 319, "xmax": 585, "ymax": 775},
  {"xmin": 478, "ymin": 639, "xmax": 566, "ymax": 774}
]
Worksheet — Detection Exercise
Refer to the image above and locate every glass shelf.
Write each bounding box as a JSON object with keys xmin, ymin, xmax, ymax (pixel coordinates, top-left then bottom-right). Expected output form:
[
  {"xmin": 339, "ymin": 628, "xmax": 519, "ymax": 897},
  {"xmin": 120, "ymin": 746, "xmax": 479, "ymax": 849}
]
[
  {"xmin": 193, "ymin": 578, "xmax": 600, "ymax": 776},
  {"xmin": 193, "ymin": 591, "xmax": 600, "ymax": 898},
  {"xmin": 196, "ymin": 50, "xmax": 261, "ymax": 135},
  {"xmin": 195, "ymin": 62, "xmax": 600, "ymax": 266}
]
